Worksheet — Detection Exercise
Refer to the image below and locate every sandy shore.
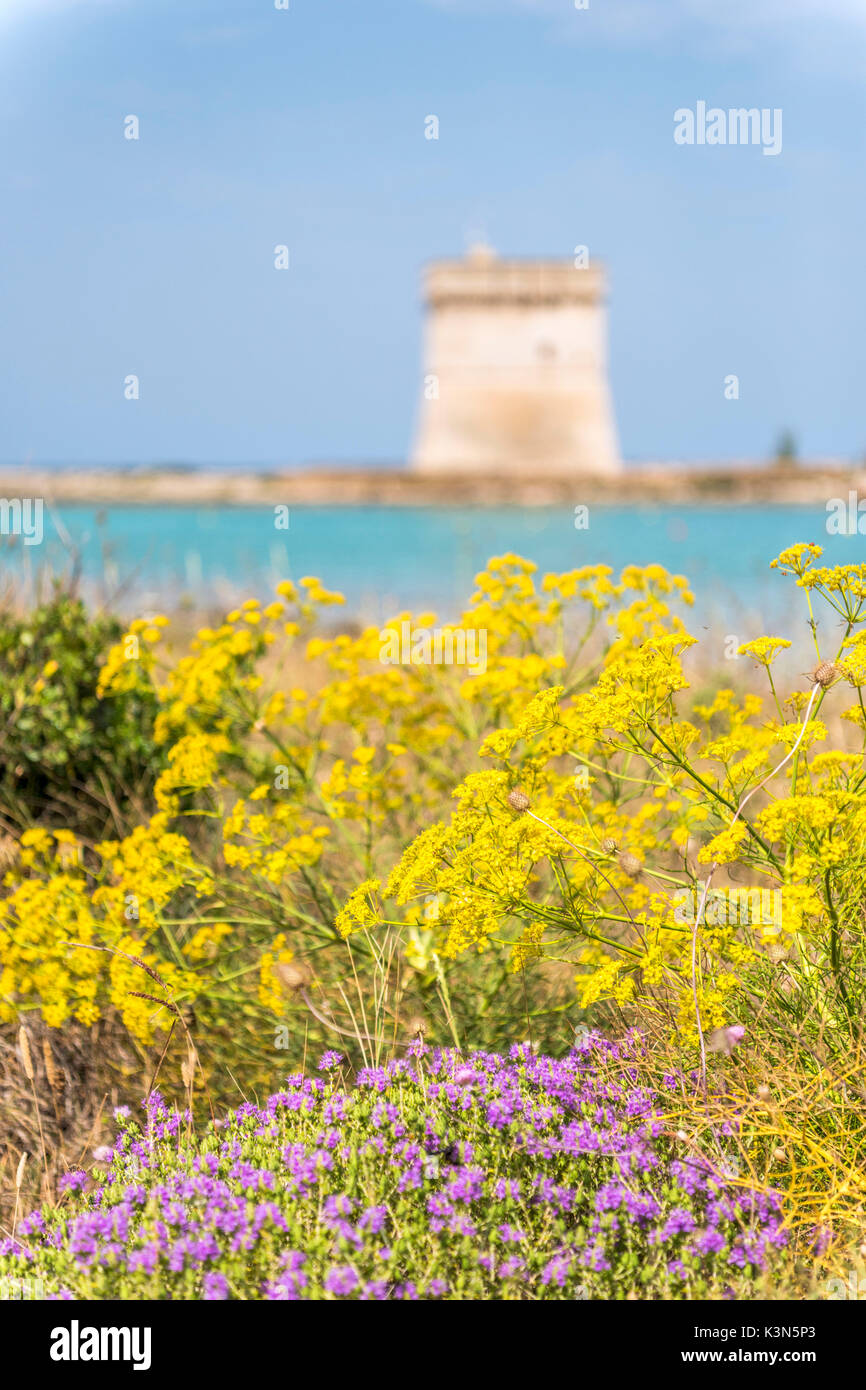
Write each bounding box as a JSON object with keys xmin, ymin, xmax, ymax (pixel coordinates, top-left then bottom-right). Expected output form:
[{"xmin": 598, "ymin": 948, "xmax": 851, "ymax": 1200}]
[{"xmin": 0, "ymin": 462, "xmax": 863, "ymax": 507}]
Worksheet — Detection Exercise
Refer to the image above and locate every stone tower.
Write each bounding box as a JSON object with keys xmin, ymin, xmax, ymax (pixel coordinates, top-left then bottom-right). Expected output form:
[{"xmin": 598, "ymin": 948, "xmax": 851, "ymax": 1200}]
[{"xmin": 411, "ymin": 244, "xmax": 620, "ymax": 475}]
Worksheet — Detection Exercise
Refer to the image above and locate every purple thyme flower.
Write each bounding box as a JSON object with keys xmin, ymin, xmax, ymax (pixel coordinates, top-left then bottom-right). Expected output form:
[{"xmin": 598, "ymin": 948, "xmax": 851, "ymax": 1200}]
[{"xmin": 318, "ymin": 1051, "xmax": 344, "ymax": 1072}]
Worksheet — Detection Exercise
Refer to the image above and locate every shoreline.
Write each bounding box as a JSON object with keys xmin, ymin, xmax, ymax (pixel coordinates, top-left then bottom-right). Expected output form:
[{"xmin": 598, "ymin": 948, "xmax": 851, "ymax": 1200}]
[{"xmin": 0, "ymin": 463, "xmax": 863, "ymax": 508}]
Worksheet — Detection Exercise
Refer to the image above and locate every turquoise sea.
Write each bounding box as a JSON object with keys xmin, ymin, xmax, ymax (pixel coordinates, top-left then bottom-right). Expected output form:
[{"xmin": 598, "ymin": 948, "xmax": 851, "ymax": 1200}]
[{"xmin": 3, "ymin": 503, "xmax": 862, "ymax": 633}]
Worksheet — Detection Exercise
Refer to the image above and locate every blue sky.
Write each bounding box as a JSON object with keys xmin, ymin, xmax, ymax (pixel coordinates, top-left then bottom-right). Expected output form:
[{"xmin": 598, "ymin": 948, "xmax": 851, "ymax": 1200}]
[{"xmin": 0, "ymin": 0, "xmax": 863, "ymax": 467}]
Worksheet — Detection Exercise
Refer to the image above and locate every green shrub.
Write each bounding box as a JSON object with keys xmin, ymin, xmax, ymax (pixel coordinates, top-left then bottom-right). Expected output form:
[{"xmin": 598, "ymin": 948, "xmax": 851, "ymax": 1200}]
[{"xmin": 0, "ymin": 590, "xmax": 161, "ymax": 836}]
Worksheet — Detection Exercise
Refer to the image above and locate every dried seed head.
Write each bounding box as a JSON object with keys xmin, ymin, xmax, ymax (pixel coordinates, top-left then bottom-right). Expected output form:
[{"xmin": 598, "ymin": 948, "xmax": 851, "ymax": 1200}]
[
  {"xmin": 17, "ymin": 1026, "xmax": 34, "ymax": 1082},
  {"xmin": 618, "ymin": 852, "xmax": 642, "ymax": 878},
  {"xmin": 126, "ymin": 952, "xmax": 169, "ymax": 990},
  {"xmin": 756, "ymin": 1084, "xmax": 771, "ymax": 1102},
  {"xmin": 772, "ymin": 1146, "xmax": 786, "ymax": 1163},
  {"xmin": 676, "ymin": 1129, "xmax": 688, "ymax": 1143},
  {"xmin": 15, "ymin": 1152, "xmax": 27, "ymax": 1190},
  {"xmin": 127, "ymin": 990, "xmax": 180, "ymax": 1016},
  {"xmin": 600, "ymin": 837, "xmax": 618, "ymax": 855},
  {"xmin": 274, "ymin": 960, "xmax": 312, "ymax": 992},
  {"xmin": 42, "ymin": 1036, "xmax": 62, "ymax": 1094},
  {"xmin": 0, "ymin": 835, "xmax": 18, "ymax": 870},
  {"xmin": 507, "ymin": 788, "xmax": 531, "ymax": 814},
  {"xmin": 406, "ymin": 1015, "xmax": 426, "ymax": 1038},
  {"xmin": 811, "ymin": 661, "xmax": 839, "ymax": 689},
  {"xmin": 181, "ymin": 1040, "xmax": 198, "ymax": 1089},
  {"xmin": 765, "ymin": 940, "xmax": 788, "ymax": 964}
]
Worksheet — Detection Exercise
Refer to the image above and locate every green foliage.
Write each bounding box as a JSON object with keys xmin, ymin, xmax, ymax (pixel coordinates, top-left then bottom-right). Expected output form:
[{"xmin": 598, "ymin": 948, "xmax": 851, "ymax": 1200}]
[{"xmin": 0, "ymin": 590, "xmax": 162, "ymax": 835}]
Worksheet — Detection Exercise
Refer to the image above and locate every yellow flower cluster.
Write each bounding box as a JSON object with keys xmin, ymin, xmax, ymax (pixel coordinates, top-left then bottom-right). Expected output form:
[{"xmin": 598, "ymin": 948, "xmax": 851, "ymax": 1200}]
[
  {"xmin": 257, "ymin": 932, "xmax": 295, "ymax": 1012},
  {"xmin": 223, "ymin": 797, "xmax": 330, "ymax": 884},
  {"xmin": 335, "ymin": 545, "xmax": 866, "ymax": 1040},
  {"xmin": 97, "ymin": 615, "xmax": 168, "ymax": 696}
]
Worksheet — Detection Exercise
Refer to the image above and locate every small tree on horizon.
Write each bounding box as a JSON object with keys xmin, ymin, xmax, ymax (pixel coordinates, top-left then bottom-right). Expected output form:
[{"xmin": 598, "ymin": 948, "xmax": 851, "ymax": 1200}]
[{"xmin": 774, "ymin": 429, "xmax": 798, "ymax": 467}]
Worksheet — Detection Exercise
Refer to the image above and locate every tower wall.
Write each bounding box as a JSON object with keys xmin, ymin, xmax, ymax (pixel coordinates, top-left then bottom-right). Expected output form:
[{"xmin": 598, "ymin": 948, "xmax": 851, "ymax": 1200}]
[{"xmin": 411, "ymin": 253, "xmax": 621, "ymax": 476}]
